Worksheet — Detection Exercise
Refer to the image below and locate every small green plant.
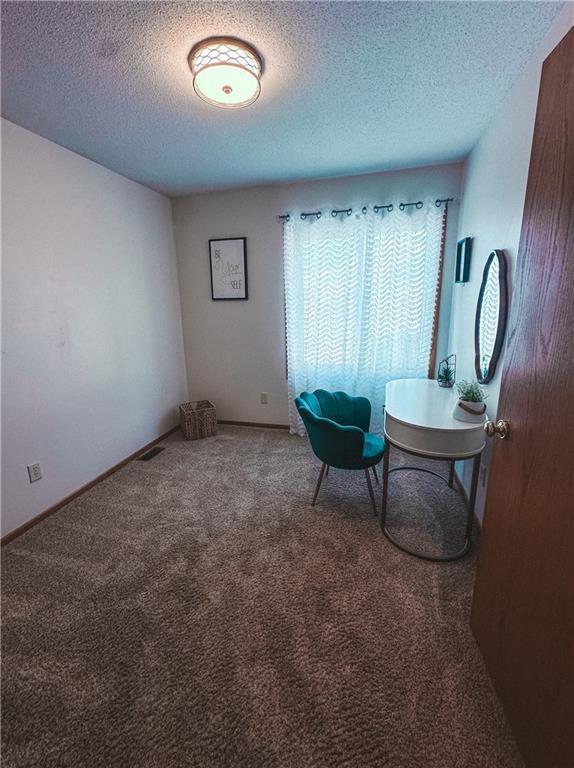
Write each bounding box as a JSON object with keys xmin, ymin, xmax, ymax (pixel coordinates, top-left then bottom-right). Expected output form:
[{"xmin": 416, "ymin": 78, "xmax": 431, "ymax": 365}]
[
  {"xmin": 456, "ymin": 380, "xmax": 487, "ymax": 403},
  {"xmin": 437, "ymin": 354, "xmax": 456, "ymax": 388},
  {"xmin": 437, "ymin": 365, "xmax": 454, "ymax": 384}
]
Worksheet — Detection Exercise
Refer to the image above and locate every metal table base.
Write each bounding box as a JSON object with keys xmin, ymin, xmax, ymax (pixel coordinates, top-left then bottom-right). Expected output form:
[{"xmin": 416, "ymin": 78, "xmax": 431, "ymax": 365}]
[{"xmin": 380, "ymin": 440, "xmax": 481, "ymax": 562}]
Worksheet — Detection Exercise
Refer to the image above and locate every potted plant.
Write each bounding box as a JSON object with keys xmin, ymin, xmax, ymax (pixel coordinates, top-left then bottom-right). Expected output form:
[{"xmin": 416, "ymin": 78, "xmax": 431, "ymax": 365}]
[
  {"xmin": 452, "ymin": 380, "xmax": 487, "ymax": 423},
  {"xmin": 437, "ymin": 354, "xmax": 456, "ymax": 388},
  {"xmin": 437, "ymin": 363, "xmax": 454, "ymax": 388}
]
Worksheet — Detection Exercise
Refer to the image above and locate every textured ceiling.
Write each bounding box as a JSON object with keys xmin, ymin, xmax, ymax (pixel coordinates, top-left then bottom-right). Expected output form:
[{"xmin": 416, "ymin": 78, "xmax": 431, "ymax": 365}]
[{"xmin": 1, "ymin": 1, "xmax": 564, "ymax": 196}]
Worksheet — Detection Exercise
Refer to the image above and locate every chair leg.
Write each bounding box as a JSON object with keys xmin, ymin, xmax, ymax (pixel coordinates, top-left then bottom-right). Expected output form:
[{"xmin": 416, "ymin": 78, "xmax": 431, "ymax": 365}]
[
  {"xmin": 365, "ymin": 468, "xmax": 377, "ymax": 516},
  {"xmin": 312, "ymin": 463, "xmax": 327, "ymax": 506},
  {"xmin": 372, "ymin": 465, "xmax": 379, "ymax": 485},
  {"xmin": 325, "ymin": 465, "xmax": 330, "ymax": 477}
]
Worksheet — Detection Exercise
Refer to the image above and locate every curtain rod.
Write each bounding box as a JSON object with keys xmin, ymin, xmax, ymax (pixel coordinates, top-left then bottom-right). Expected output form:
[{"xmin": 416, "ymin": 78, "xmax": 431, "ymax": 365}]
[{"xmin": 276, "ymin": 197, "xmax": 453, "ymax": 222}]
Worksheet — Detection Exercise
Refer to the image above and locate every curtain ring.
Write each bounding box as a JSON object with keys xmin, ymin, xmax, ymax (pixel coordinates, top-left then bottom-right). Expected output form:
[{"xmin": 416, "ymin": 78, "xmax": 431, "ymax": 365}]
[{"xmin": 331, "ymin": 208, "xmax": 352, "ymax": 218}]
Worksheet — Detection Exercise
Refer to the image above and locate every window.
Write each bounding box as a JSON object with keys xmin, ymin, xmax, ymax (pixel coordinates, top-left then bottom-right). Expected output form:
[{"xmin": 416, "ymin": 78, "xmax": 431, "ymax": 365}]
[{"xmin": 283, "ymin": 202, "xmax": 445, "ymax": 434}]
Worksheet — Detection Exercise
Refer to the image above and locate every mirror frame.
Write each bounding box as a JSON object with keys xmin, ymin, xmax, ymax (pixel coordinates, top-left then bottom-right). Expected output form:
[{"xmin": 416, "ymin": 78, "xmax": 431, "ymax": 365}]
[{"xmin": 474, "ymin": 249, "xmax": 509, "ymax": 384}]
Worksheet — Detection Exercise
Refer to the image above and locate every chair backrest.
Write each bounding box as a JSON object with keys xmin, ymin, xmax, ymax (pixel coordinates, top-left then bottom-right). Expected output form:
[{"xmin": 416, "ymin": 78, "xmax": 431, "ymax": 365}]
[
  {"xmin": 311, "ymin": 389, "xmax": 371, "ymax": 433},
  {"xmin": 295, "ymin": 393, "xmax": 366, "ymax": 469}
]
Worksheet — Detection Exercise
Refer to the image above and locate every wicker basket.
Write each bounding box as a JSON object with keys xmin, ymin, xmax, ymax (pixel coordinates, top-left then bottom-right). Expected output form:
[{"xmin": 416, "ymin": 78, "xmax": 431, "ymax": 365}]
[{"xmin": 179, "ymin": 400, "xmax": 217, "ymax": 441}]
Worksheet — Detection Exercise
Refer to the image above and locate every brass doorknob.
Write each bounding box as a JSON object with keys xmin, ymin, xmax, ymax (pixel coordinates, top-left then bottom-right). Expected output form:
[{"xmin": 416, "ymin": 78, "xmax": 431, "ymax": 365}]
[{"xmin": 484, "ymin": 419, "xmax": 510, "ymax": 439}]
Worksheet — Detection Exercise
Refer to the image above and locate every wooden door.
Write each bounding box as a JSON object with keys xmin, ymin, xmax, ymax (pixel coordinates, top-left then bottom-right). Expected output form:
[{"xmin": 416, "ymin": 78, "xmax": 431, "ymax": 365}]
[{"xmin": 470, "ymin": 26, "xmax": 574, "ymax": 768}]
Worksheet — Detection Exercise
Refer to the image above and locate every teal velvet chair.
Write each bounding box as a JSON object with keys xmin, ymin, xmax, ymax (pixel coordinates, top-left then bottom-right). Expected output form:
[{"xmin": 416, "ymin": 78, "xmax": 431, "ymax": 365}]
[{"xmin": 295, "ymin": 389, "xmax": 385, "ymax": 515}]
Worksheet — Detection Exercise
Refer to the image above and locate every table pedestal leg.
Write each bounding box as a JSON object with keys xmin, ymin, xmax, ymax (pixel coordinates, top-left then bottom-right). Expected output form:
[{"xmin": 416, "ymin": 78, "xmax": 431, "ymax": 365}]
[
  {"xmin": 448, "ymin": 460, "xmax": 455, "ymax": 488},
  {"xmin": 380, "ymin": 442, "xmax": 391, "ymax": 528},
  {"xmin": 380, "ymin": 445, "xmax": 481, "ymax": 562},
  {"xmin": 465, "ymin": 454, "xmax": 481, "ymax": 543}
]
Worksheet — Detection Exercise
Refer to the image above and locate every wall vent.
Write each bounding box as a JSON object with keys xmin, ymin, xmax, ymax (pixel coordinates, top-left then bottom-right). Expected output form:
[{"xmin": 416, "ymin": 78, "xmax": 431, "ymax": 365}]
[{"xmin": 138, "ymin": 446, "xmax": 165, "ymax": 462}]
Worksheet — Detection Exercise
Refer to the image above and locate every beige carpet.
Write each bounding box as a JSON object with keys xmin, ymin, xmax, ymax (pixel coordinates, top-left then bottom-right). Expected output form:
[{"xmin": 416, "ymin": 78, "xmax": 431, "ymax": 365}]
[{"xmin": 1, "ymin": 426, "xmax": 523, "ymax": 768}]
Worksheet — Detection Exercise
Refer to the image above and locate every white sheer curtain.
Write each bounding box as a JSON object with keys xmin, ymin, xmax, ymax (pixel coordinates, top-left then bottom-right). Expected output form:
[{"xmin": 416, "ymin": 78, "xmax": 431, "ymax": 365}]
[{"xmin": 283, "ymin": 202, "xmax": 444, "ymax": 435}]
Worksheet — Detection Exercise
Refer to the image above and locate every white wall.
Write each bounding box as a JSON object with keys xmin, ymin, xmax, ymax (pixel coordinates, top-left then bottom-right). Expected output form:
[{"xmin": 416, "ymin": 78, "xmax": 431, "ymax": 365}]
[
  {"xmin": 449, "ymin": 7, "xmax": 573, "ymax": 521},
  {"xmin": 173, "ymin": 163, "xmax": 463, "ymax": 425},
  {"xmin": 1, "ymin": 119, "xmax": 188, "ymax": 537}
]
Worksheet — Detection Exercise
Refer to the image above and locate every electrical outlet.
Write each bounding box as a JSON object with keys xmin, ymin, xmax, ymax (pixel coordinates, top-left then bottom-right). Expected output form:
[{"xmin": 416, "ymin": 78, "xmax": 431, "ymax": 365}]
[
  {"xmin": 27, "ymin": 462, "xmax": 42, "ymax": 483},
  {"xmin": 260, "ymin": 392, "xmax": 268, "ymax": 405}
]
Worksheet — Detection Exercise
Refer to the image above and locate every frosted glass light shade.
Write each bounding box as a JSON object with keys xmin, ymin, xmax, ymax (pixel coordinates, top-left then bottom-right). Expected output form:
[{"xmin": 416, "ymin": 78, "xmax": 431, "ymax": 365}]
[{"xmin": 189, "ymin": 38, "xmax": 262, "ymax": 109}]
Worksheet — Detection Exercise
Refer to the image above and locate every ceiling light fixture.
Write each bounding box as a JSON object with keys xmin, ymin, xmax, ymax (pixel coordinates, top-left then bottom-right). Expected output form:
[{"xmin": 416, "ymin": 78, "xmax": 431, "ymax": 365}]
[{"xmin": 188, "ymin": 37, "xmax": 262, "ymax": 109}]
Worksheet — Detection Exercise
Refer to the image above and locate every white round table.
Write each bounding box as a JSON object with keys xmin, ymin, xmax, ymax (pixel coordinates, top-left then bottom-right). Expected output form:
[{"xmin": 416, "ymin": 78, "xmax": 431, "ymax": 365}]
[{"xmin": 381, "ymin": 379, "xmax": 486, "ymax": 561}]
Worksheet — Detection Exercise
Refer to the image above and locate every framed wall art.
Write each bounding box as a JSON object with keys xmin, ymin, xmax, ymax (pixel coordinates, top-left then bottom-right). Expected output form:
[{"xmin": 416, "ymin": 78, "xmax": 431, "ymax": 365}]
[
  {"xmin": 209, "ymin": 237, "xmax": 248, "ymax": 300},
  {"xmin": 455, "ymin": 237, "xmax": 473, "ymax": 283}
]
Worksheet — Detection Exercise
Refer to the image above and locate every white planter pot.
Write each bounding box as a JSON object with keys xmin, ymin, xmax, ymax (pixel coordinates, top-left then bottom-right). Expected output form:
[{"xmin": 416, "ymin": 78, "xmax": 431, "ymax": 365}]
[{"xmin": 452, "ymin": 398, "xmax": 487, "ymax": 423}]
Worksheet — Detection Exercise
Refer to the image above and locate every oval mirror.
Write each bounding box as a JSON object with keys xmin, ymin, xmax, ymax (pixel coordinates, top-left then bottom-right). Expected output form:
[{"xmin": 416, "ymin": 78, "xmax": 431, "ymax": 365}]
[{"xmin": 474, "ymin": 249, "xmax": 508, "ymax": 384}]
